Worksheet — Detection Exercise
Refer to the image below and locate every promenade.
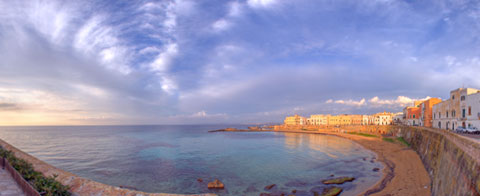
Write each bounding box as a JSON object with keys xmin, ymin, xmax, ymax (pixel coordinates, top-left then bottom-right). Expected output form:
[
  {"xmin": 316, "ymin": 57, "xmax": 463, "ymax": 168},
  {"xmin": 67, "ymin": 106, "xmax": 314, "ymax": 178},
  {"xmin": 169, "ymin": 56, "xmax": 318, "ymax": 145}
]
[{"xmin": 0, "ymin": 168, "xmax": 25, "ymax": 196}]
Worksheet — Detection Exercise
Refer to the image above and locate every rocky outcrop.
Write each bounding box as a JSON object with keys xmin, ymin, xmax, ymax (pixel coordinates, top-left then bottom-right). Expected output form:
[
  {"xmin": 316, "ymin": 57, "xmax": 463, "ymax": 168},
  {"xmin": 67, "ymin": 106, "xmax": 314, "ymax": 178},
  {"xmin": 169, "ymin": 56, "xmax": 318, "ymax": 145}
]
[
  {"xmin": 321, "ymin": 177, "xmax": 355, "ymax": 185},
  {"xmin": 264, "ymin": 184, "xmax": 276, "ymax": 190},
  {"xmin": 207, "ymin": 179, "xmax": 224, "ymax": 189}
]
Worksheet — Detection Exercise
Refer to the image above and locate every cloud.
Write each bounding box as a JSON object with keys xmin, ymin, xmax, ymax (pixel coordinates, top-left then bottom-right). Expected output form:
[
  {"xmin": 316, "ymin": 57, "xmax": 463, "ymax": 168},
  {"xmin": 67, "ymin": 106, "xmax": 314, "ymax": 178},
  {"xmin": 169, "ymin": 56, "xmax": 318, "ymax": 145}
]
[
  {"xmin": 0, "ymin": 103, "xmax": 21, "ymax": 111},
  {"xmin": 212, "ymin": 19, "xmax": 231, "ymax": 32},
  {"xmin": 247, "ymin": 0, "xmax": 277, "ymax": 8},
  {"xmin": 368, "ymin": 96, "xmax": 431, "ymax": 107},
  {"xmin": 1, "ymin": 0, "xmax": 480, "ymax": 125},
  {"xmin": 332, "ymin": 99, "xmax": 366, "ymax": 107},
  {"xmin": 326, "ymin": 96, "xmax": 432, "ymax": 109}
]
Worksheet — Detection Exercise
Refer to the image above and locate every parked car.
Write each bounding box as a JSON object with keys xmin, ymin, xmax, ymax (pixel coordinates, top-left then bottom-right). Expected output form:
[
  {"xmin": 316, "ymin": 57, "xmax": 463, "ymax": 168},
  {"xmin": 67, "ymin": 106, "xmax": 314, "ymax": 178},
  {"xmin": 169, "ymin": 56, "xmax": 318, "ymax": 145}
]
[
  {"xmin": 465, "ymin": 127, "xmax": 479, "ymax": 134},
  {"xmin": 455, "ymin": 126, "xmax": 466, "ymax": 133}
]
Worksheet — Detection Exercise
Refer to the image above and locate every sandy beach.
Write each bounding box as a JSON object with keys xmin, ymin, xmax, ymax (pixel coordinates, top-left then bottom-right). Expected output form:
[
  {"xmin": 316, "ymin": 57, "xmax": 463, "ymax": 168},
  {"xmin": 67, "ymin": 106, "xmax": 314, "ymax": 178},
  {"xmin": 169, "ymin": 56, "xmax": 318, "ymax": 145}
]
[{"xmin": 272, "ymin": 129, "xmax": 431, "ymax": 196}]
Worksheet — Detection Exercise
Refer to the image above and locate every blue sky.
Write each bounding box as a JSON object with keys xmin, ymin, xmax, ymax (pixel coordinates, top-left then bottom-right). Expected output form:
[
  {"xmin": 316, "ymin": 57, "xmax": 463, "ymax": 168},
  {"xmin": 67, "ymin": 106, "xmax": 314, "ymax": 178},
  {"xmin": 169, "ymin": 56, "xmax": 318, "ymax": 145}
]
[{"xmin": 0, "ymin": 0, "xmax": 480, "ymax": 125}]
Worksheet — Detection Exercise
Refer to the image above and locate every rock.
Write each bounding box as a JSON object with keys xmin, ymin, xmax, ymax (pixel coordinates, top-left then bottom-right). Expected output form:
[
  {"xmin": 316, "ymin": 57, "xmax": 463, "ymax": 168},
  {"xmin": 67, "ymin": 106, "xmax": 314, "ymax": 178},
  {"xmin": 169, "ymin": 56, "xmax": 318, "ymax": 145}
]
[
  {"xmin": 321, "ymin": 187, "xmax": 343, "ymax": 196},
  {"xmin": 119, "ymin": 185, "xmax": 138, "ymax": 191},
  {"xmin": 197, "ymin": 178, "xmax": 203, "ymax": 182},
  {"xmin": 322, "ymin": 177, "xmax": 355, "ymax": 185},
  {"xmin": 372, "ymin": 168, "xmax": 380, "ymax": 172},
  {"xmin": 264, "ymin": 184, "xmax": 276, "ymax": 190},
  {"xmin": 244, "ymin": 185, "xmax": 259, "ymax": 193},
  {"xmin": 207, "ymin": 179, "xmax": 224, "ymax": 189}
]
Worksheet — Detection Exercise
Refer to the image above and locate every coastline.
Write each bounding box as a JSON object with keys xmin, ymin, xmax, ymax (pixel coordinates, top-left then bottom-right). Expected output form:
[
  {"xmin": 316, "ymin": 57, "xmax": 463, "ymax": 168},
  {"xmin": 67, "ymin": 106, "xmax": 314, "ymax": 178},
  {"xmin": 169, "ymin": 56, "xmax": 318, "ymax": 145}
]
[
  {"xmin": 0, "ymin": 127, "xmax": 431, "ymax": 196},
  {"xmin": 264, "ymin": 129, "xmax": 431, "ymax": 196}
]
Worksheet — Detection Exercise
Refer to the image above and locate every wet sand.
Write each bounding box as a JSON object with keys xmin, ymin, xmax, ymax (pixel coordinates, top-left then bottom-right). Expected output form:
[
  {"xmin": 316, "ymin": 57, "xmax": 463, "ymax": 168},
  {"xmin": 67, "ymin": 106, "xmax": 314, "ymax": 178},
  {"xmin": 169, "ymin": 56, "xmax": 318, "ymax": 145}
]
[{"xmin": 272, "ymin": 129, "xmax": 431, "ymax": 196}]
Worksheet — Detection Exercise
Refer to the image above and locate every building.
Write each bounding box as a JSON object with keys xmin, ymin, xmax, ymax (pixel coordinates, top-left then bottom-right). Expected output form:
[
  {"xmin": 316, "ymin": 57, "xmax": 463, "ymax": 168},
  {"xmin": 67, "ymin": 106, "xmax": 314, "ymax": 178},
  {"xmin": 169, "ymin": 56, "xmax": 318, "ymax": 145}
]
[
  {"xmin": 433, "ymin": 88, "xmax": 480, "ymax": 130},
  {"xmin": 373, "ymin": 112, "xmax": 393, "ymax": 125},
  {"xmin": 362, "ymin": 115, "xmax": 369, "ymax": 125},
  {"xmin": 307, "ymin": 114, "xmax": 328, "ymax": 125},
  {"xmin": 406, "ymin": 107, "xmax": 421, "ymax": 126},
  {"xmin": 327, "ymin": 115, "xmax": 341, "ymax": 126},
  {"xmin": 338, "ymin": 114, "xmax": 352, "ymax": 125},
  {"xmin": 350, "ymin": 115, "xmax": 363, "ymax": 125},
  {"xmin": 284, "ymin": 114, "xmax": 307, "ymax": 125},
  {"xmin": 461, "ymin": 90, "xmax": 480, "ymax": 129},
  {"xmin": 419, "ymin": 98, "xmax": 442, "ymax": 127},
  {"xmin": 393, "ymin": 112, "xmax": 404, "ymax": 125}
]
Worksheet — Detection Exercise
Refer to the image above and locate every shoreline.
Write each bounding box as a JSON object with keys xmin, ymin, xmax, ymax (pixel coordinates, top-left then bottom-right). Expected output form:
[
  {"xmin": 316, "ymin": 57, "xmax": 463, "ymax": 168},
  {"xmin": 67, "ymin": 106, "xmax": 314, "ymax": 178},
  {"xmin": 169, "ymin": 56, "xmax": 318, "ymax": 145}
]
[
  {"xmin": 0, "ymin": 127, "xmax": 431, "ymax": 196},
  {"xmin": 259, "ymin": 129, "xmax": 431, "ymax": 196}
]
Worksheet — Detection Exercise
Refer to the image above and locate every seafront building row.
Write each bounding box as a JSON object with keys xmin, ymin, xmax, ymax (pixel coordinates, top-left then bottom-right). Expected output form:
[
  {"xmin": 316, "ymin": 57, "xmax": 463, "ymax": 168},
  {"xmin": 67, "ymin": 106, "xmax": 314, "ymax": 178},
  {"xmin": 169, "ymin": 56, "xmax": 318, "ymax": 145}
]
[
  {"xmin": 284, "ymin": 87, "xmax": 480, "ymax": 131},
  {"xmin": 284, "ymin": 112, "xmax": 396, "ymax": 126},
  {"xmin": 403, "ymin": 88, "xmax": 480, "ymax": 130}
]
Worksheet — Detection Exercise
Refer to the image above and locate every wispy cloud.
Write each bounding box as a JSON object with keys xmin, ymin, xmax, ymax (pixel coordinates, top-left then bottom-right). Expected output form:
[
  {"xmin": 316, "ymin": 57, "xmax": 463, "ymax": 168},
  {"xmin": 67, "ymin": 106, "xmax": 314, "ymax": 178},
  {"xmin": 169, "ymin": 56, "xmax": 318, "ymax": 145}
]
[{"xmin": 1, "ymin": 0, "xmax": 480, "ymax": 125}]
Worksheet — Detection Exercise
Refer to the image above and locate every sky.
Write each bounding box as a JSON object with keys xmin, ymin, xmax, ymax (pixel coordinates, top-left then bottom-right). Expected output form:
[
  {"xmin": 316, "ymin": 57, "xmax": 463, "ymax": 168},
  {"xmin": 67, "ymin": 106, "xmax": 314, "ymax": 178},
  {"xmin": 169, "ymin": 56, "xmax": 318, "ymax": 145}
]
[{"xmin": 1, "ymin": 0, "xmax": 480, "ymax": 125}]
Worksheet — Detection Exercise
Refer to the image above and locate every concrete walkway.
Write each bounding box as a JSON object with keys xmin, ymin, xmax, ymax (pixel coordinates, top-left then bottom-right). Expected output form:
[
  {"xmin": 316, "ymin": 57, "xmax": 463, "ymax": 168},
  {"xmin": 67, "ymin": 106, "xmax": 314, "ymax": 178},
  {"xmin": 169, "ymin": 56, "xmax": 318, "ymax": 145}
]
[{"xmin": 0, "ymin": 168, "xmax": 25, "ymax": 196}]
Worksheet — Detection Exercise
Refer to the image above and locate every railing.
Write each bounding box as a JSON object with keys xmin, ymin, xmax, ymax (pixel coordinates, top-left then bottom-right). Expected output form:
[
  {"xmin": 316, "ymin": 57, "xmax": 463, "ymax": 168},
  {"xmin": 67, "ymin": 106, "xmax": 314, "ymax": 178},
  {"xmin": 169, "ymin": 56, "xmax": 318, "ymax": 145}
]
[{"xmin": 1, "ymin": 157, "xmax": 41, "ymax": 196}]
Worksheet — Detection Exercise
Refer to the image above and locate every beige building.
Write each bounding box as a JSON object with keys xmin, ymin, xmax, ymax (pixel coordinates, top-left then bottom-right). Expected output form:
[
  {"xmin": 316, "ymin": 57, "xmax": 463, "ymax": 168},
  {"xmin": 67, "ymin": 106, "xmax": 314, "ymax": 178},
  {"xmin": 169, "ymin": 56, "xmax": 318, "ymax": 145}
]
[
  {"xmin": 350, "ymin": 115, "xmax": 363, "ymax": 125},
  {"xmin": 284, "ymin": 114, "xmax": 307, "ymax": 125},
  {"xmin": 433, "ymin": 88, "xmax": 480, "ymax": 130},
  {"xmin": 307, "ymin": 114, "xmax": 328, "ymax": 125}
]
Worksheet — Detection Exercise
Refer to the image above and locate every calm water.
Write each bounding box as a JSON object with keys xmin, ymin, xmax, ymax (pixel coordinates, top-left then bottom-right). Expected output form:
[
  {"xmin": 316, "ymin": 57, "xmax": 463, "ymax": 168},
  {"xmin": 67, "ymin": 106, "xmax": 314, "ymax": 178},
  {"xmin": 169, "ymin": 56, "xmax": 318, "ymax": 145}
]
[{"xmin": 0, "ymin": 125, "xmax": 382, "ymax": 195}]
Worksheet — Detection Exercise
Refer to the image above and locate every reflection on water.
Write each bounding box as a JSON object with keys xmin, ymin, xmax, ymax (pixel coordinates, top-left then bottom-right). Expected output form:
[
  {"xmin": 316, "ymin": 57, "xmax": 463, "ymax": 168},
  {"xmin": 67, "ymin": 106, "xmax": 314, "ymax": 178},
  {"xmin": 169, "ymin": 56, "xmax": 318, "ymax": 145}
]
[
  {"xmin": 0, "ymin": 125, "xmax": 382, "ymax": 196},
  {"xmin": 282, "ymin": 132, "xmax": 359, "ymax": 158}
]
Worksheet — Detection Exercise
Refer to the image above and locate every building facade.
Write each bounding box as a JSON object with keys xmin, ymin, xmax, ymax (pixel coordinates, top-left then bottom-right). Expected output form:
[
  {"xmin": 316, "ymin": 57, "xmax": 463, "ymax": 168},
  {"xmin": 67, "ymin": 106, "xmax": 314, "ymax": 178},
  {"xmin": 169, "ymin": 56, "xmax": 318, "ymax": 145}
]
[
  {"xmin": 433, "ymin": 88, "xmax": 480, "ymax": 130},
  {"xmin": 462, "ymin": 91, "xmax": 480, "ymax": 129},
  {"xmin": 406, "ymin": 107, "xmax": 420, "ymax": 126},
  {"xmin": 307, "ymin": 114, "xmax": 328, "ymax": 125},
  {"xmin": 373, "ymin": 112, "xmax": 393, "ymax": 125},
  {"xmin": 419, "ymin": 98, "xmax": 442, "ymax": 127},
  {"xmin": 284, "ymin": 114, "xmax": 307, "ymax": 125}
]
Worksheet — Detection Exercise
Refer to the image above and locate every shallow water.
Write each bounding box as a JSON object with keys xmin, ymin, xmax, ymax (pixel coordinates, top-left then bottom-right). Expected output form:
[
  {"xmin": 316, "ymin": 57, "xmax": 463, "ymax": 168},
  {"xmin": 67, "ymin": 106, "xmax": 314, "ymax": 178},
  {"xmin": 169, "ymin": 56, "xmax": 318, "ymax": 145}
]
[{"xmin": 0, "ymin": 125, "xmax": 382, "ymax": 195}]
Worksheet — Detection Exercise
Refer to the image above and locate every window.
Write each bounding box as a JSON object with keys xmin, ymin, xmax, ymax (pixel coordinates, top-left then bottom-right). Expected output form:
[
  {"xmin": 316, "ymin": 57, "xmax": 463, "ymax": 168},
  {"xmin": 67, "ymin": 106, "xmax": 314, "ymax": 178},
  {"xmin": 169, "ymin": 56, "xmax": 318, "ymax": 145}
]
[
  {"xmin": 463, "ymin": 109, "xmax": 466, "ymax": 118},
  {"xmin": 468, "ymin": 107, "xmax": 472, "ymax": 116},
  {"xmin": 461, "ymin": 96, "xmax": 465, "ymax": 101},
  {"xmin": 438, "ymin": 122, "xmax": 441, "ymax": 128},
  {"xmin": 446, "ymin": 111, "xmax": 449, "ymax": 118},
  {"xmin": 439, "ymin": 112, "xmax": 441, "ymax": 118},
  {"xmin": 452, "ymin": 95, "xmax": 455, "ymax": 100},
  {"xmin": 413, "ymin": 114, "xmax": 416, "ymax": 118},
  {"xmin": 452, "ymin": 110, "xmax": 456, "ymax": 117},
  {"xmin": 434, "ymin": 113, "xmax": 436, "ymax": 119}
]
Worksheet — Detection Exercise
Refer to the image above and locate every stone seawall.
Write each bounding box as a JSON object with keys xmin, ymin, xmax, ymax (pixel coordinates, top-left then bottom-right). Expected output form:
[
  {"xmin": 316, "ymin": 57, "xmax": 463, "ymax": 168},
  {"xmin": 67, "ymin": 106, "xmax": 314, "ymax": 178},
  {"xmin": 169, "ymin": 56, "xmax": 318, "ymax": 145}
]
[
  {"xmin": 275, "ymin": 124, "xmax": 480, "ymax": 196},
  {"xmin": 0, "ymin": 138, "xmax": 215, "ymax": 196},
  {"xmin": 391, "ymin": 126, "xmax": 480, "ymax": 196}
]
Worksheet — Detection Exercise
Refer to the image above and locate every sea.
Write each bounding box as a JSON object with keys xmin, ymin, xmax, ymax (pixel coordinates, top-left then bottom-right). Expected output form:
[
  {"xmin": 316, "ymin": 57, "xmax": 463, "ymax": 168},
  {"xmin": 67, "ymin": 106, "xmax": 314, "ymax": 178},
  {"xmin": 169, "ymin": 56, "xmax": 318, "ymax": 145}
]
[{"xmin": 0, "ymin": 125, "xmax": 383, "ymax": 196}]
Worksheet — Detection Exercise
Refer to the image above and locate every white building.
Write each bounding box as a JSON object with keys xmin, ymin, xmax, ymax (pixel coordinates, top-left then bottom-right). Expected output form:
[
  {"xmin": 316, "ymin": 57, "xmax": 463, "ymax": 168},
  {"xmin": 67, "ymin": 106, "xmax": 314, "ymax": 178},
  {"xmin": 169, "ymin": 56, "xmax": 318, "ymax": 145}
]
[
  {"xmin": 373, "ymin": 112, "xmax": 393, "ymax": 125},
  {"xmin": 362, "ymin": 115, "xmax": 369, "ymax": 125},
  {"xmin": 393, "ymin": 112, "xmax": 404, "ymax": 125},
  {"xmin": 462, "ymin": 91, "xmax": 480, "ymax": 129}
]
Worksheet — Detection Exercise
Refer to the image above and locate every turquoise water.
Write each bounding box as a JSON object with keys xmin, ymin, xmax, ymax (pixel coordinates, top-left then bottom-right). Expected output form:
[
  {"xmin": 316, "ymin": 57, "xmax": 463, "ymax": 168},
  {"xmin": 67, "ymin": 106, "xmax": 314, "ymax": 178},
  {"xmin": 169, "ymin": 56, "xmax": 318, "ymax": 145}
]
[{"xmin": 0, "ymin": 125, "xmax": 382, "ymax": 195}]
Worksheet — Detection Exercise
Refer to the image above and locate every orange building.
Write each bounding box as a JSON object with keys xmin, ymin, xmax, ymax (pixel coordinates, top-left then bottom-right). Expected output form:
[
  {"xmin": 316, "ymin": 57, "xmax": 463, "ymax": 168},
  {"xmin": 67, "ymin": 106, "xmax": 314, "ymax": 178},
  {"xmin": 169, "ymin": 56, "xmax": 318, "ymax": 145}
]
[
  {"xmin": 406, "ymin": 107, "xmax": 421, "ymax": 126},
  {"xmin": 419, "ymin": 98, "xmax": 442, "ymax": 127}
]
